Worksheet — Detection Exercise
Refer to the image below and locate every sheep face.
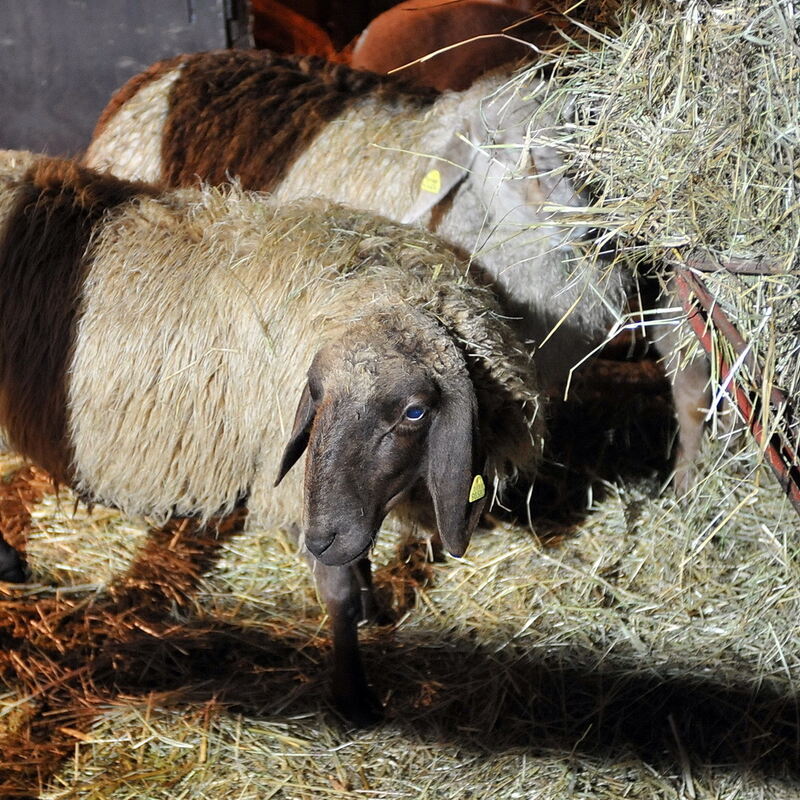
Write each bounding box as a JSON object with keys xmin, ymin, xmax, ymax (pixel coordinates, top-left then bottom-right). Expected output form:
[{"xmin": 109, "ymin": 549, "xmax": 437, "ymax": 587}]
[
  {"xmin": 275, "ymin": 310, "xmax": 486, "ymax": 566},
  {"xmin": 404, "ymin": 82, "xmax": 588, "ymax": 255},
  {"xmin": 476, "ymin": 95, "xmax": 588, "ymax": 242}
]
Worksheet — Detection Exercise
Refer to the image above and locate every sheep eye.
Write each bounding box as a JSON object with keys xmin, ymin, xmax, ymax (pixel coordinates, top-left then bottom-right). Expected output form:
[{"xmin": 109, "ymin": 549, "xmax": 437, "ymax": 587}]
[{"xmin": 404, "ymin": 405, "xmax": 426, "ymax": 421}]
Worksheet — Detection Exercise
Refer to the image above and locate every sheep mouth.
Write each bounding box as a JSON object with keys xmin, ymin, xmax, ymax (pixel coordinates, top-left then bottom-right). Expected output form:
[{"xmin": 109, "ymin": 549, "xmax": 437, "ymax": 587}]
[{"xmin": 313, "ymin": 532, "xmax": 376, "ymax": 567}]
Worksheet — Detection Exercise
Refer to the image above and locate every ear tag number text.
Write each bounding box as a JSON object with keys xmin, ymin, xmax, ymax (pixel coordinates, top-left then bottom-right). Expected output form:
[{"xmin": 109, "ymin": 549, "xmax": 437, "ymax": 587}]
[
  {"xmin": 420, "ymin": 168, "xmax": 442, "ymax": 194},
  {"xmin": 469, "ymin": 474, "xmax": 486, "ymax": 503}
]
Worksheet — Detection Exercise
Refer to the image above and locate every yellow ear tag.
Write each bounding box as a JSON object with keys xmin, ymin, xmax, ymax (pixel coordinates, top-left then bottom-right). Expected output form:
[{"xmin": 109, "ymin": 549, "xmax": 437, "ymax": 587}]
[
  {"xmin": 469, "ymin": 474, "xmax": 486, "ymax": 503},
  {"xmin": 420, "ymin": 168, "xmax": 442, "ymax": 194}
]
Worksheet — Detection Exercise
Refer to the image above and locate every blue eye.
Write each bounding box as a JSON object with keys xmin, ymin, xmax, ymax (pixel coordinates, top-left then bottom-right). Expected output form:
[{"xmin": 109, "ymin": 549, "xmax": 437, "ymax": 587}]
[{"xmin": 405, "ymin": 405, "xmax": 426, "ymax": 421}]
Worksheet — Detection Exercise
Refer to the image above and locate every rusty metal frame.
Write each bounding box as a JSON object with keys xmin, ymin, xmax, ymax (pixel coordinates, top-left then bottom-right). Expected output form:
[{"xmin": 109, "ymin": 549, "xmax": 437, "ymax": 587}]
[{"xmin": 672, "ymin": 265, "xmax": 800, "ymax": 516}]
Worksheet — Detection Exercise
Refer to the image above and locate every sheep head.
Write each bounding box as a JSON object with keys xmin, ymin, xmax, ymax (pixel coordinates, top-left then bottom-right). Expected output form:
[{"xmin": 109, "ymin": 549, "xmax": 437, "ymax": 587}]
[
  {"xmin": 274, "ymin": 307, "xmax": 486, "ymax": 566},
  {"xmin": 402, "ymin": 76, "xmax": 587, "ymax": 248}
]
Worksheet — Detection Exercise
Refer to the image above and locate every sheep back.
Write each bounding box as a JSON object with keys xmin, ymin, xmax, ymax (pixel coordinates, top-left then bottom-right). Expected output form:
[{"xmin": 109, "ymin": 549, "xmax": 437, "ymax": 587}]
[
  {"xmin": 88, "ymin": 50, "xmax": 438, "ymax": 191},
  {"xmin": 349, "ymin": 0, "xmax": 555, "ymax": 91}
]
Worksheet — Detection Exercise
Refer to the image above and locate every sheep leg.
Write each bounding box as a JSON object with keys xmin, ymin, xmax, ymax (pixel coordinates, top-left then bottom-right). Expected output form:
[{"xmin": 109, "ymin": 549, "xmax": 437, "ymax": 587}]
[
  {"xmin": 353, "ymin": 555, "xmax": 379, "ymax": 623},
  {"xmin": 648, "ymin": 276, "xmax": 712, "ymax": 492},
  {"xmin": 668, "ymin": 356, "xmax": 712, "ymax": 492},
  {"xmin": 313, "ymin": 559, "xmax": 384, "ymax": 726},
  {"xmin": 0, "ymin": 536, "xmax": 26, "ymax": 583}
]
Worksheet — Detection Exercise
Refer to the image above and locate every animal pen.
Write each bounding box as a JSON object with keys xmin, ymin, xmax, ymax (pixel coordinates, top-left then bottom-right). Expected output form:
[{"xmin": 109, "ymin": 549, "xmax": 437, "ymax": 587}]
[{"xmin": 1, "ymin": 0, "xmax": 799, "ymax": 798}]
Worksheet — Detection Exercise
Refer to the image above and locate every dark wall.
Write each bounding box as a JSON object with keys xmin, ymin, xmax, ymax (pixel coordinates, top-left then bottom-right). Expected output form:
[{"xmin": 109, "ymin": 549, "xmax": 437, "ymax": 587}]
[
  {"xmin": 0, "ymin": 0, "xmax": 251, "ymax": 157},
  {"xmin": 280, "ymin": 0, "xmax": 398, "ymax": 49}
]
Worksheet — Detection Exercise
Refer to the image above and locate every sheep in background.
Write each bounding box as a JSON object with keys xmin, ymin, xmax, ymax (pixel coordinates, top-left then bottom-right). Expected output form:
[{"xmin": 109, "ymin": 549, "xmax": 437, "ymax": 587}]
[
  {"xmin": 250, "ymin": 0, "xmax": 336, "ymax": 58},
  {"xmin": 84, "ymin": 50, "xmax": 711, "ymax": 489},
  {"xmin": 0, "ymin": 151, "xmax": 544, "ymax": 724},
  {"xmin": 347, "ymin": 0, "xmax": 558, "ymax": 91}
]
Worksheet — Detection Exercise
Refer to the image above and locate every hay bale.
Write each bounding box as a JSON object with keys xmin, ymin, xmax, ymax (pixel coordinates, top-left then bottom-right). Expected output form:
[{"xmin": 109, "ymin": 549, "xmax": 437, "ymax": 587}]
[
  {"xmin": 537, "ymin": 0, "xmax": 798, "ymax": 265},
  {"xmin": 522, "ymin": 0, "xmax": 799, "ymax": 470}
]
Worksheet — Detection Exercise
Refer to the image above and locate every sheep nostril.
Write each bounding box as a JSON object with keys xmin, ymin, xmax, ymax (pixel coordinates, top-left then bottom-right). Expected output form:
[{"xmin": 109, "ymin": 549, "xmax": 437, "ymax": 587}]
[{"xmin": 305, "ymin": 529, "xmax": 336, "ymax": 558}]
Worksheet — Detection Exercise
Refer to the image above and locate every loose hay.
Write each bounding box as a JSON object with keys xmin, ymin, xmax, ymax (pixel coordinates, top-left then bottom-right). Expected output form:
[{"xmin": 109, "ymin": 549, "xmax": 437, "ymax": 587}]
[
  {"xmin": 1, "ymin": 363, "xmax": 798, "ymax": 798},
  {"xmin": 522, "ymin": 0, "xmax": 799, "ymax": 473},
  {"xmin": 2, "ymin": 1, "xmax": 800, "ymax": 797},
  {"xmin": 534, "ymin": 0, "xmax": 799, "ymax": 266}
]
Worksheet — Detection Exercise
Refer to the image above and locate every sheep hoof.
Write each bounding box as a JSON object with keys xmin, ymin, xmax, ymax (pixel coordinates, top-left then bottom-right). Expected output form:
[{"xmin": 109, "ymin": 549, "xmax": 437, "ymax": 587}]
[
  {"xmin": 335, "ymin": 687, "xmax": 384, "ymax": 728},
  {"xmin": 671, "ymin": 448, "xmax": 699, "ymax": 499},
  {"xmin": 0, "ymin": 543, "xmax": 27, "ymax": 584}
]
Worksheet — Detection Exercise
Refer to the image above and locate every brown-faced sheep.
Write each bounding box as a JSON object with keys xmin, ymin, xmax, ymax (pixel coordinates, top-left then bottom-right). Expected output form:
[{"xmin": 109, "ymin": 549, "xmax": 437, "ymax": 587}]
[
  {"xmin": 0, "ymin": 151, "xmax": 544, "ymax": 724},
  {"xmin": 83, "ymin": 50, "xmax": 711, "ymax": 488}
]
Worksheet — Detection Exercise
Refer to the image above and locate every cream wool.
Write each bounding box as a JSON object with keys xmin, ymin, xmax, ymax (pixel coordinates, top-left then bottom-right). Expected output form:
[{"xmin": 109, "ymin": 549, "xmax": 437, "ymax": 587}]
[
  {"xmin": 70, "ymin": 189, "xmax": 544, "ymax": 525},
  {"xmin": 86, "ymin": 67, "xmax": 182, "ymax": 184},
  {"xmin": 0, "ymin": 150, "xmax": 542, "ymax": 532}
]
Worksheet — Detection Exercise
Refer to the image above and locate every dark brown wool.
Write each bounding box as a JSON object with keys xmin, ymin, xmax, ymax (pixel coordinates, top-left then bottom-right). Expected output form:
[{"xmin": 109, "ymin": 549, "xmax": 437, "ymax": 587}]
[
  {"xmin": 162, "ymin": 50, "xmax": 439, "ymax": 191},
  {"xmin": 91, "ymin": 55, "xmax": 184, "ymax": 141},
  {"xmin": 0, "ymin": 159, "xmax": 158, "ymax": 482}
]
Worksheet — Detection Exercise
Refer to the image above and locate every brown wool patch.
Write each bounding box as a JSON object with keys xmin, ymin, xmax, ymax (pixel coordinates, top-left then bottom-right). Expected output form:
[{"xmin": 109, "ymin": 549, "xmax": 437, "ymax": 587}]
[
  {"xmin": 91, "ymin": 54, "xmax": 185, "ymax": 140},
  {"xmin": 162, "ymin": 50, "xmax": 438, "ymax": 191},
  {"xmin": 0, "ymin": 159, "xmax": 159, "ymax": 483}
]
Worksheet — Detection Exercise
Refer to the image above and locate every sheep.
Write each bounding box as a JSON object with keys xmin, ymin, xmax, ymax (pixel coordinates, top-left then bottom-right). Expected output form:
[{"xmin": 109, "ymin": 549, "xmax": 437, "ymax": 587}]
[
  {"xmin": 250, "ymin": 0, "xmax": 336, "ymax": 58},
  {"xmin": 348, "ymin": 0, "xmax": 558, "ymax": 91},
  {"xmin": 0, "ymin": 151, "xmax": 544, "ymax": 724},
  {"xmin": 83, "ymin": 49, "xmax": 710, "ymax": 487}
]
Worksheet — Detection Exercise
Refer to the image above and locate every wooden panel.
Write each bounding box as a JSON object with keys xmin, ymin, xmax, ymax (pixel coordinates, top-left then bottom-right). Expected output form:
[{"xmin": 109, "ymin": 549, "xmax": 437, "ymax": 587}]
[{"xmin": 0, "ymin": 0, "xmax": 252, "ymax": 157}]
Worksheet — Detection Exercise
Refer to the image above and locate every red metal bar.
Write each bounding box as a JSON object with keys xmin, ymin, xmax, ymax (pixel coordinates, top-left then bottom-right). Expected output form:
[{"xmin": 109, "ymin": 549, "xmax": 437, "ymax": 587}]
[
  {"xmin": 673, "ymin": 266, "xmax": 800, "ymax": 516},
  {"xmin": 682, "ymin": 254, "xmax": 785, "ymax": 275},
  {"xmin": 677, "ymin": 268, "xmax": 793, "ymax": 415}
]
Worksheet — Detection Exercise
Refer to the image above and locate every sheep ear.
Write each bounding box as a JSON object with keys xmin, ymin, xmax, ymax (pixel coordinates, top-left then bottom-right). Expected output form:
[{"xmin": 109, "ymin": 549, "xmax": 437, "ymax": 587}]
[
  {"xmin": 427, "ymin": 379, "xmax": 484, "ymax": 558},
  {"xmin": 402, "ymin": 131, "xmax": 479, "ymax": 224},
  {"xmin": 275, "ymin": 383, "xmax": 316, "ymax": 486}
]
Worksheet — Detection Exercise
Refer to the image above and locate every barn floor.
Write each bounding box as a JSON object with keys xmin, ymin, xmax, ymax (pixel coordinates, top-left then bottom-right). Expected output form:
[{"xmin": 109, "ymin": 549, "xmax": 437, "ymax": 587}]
[{"xmin": 1, "ymin": 357, "xmax": 798, "ymax": 799}]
